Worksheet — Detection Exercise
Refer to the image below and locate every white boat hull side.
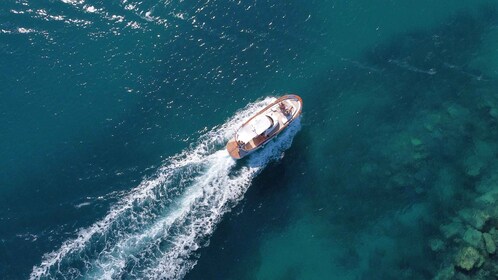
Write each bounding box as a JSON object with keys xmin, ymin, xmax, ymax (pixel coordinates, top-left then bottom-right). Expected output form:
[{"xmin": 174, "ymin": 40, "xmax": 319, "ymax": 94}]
[{"xmin": 226, "ymin": 94, "xmax": 303, "ymax": 159}]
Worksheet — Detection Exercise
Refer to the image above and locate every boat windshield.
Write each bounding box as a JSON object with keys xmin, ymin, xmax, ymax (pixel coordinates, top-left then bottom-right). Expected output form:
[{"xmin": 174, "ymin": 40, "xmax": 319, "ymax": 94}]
[{"xmin": 236, "ymin": 115, "xmax": 272, "ymax": 143}]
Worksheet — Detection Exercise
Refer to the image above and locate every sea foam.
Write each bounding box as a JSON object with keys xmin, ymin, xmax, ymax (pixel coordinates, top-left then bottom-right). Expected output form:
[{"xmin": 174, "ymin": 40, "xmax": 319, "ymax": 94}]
[{"xmin": 30, "ymin": 97, "xmax": 301, "ymax": 279}]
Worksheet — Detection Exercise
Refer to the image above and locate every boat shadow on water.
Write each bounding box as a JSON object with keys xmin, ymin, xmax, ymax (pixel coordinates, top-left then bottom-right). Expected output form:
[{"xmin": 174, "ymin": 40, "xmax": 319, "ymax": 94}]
[{"xmin": 238, "ymin": 116, "xmax": 302, "ymax": 170}]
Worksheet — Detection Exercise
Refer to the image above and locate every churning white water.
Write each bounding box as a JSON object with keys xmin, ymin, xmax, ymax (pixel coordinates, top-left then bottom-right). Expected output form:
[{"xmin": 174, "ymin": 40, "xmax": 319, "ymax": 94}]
[{"xmin": 30, "ymin": 97, "xmax": 301, "ymax": 279}]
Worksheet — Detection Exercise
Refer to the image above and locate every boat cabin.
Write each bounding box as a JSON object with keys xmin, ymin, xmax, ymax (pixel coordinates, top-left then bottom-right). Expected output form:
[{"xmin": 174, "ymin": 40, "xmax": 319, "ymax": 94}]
[{"xmin": 226, "ymin": 95, "xmax": 302, "ymax": 159}]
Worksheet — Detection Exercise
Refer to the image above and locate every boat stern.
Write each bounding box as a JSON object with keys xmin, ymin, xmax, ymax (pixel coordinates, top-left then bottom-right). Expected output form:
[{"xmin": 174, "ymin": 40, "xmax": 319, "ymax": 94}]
[{"xmin": 226, "ymin": 138, "xmax": 245, "ymax": 159}]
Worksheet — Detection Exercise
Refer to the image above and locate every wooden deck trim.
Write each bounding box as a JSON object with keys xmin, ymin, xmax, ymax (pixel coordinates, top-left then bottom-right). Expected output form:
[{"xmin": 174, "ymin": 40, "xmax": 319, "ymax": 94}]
[
  {"xmin": 227, "ymin": 94, "xmax": 303, "ymax": 159},
  {"xmin": 235, "ymin": 94, "xmax": 302, "ymax": 153}
]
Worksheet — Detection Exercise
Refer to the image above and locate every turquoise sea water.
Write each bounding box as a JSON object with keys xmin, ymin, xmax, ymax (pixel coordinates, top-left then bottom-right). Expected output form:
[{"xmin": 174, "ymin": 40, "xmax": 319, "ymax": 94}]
[{"xmin": 2, "ymin": 0, "xmax": 498, "ymax": 279}]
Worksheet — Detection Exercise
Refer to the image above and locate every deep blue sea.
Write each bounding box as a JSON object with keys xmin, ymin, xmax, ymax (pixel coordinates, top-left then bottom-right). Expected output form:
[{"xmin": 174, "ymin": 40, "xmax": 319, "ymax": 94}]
[{"xmin": 2, "ymin": 0, "xmax": 498, "ymax": 279}]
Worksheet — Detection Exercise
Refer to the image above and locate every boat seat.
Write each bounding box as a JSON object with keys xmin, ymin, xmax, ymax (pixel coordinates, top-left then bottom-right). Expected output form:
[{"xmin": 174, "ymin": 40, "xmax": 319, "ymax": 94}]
[
  {"xmin": 281, "ymin": 107, "xmax": 293, "ymax": 124},
  {"xmin": 264, "ymin": 115, "xmax": 279, "ymax": 136}
]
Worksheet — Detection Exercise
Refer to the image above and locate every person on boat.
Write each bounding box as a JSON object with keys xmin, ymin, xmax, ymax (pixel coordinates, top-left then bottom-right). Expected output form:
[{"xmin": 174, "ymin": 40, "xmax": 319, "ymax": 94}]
[
  {"xmin": 237, "ymin": 140, "xmax": 244, "ymax": 147},
  {"xmin": 279, "ymin": 102, "xmax": 292, "ymax": 115}
]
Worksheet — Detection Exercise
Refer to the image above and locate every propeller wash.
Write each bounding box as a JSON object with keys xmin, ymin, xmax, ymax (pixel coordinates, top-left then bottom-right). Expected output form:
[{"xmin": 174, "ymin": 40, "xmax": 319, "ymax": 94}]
[{"xmin": 31, "ymin": 97, "xmax": 301, "ymax": 280}]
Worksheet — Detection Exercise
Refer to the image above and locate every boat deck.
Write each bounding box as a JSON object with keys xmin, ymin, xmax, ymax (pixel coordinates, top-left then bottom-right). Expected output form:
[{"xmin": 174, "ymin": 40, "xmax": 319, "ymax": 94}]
[
  {"xmin": 226, "ymin": 139, "xmax": 243, "ymax": 159},
  {"xmin": 242, "ymin": 105, "xmax": 291, "ymax": 151},
  {"xmin": 226, "ymin": 94, "xmax": 302, "ymax": 159},
  {"xmin": 244, "ymin": 134, "xmax": 267, "ymax": 150}
]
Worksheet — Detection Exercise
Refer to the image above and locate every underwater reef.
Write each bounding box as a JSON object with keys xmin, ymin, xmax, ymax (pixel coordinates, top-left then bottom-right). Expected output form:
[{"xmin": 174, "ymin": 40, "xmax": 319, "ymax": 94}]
[
  {"xmin": 361, "ymin": 7, "xmax": 498, "ymax": 280},
  {"xmin": 187, "ymin": 5, "xmax": 498, "ymax": 279},
  {"xmin": 301, "ymin": 6, "xmax": 498, "ymax": 279},
  {"xmin": 187, "ymin": 6, "xmax": 498, "ymax": 279}
]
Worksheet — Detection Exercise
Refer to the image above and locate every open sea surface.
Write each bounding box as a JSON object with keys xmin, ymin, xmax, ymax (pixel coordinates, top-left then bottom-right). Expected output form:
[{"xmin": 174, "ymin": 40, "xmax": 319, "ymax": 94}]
[{"xmin": 2, "ymin": 0, "xmax": 498, "ymax": 279}]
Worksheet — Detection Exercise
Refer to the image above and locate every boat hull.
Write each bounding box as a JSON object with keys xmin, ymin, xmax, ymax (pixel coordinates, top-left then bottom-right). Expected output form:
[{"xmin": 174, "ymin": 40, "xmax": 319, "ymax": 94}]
[{"xmin": 226, "ymin": 94, "xmax": 302, "ymax": 159}]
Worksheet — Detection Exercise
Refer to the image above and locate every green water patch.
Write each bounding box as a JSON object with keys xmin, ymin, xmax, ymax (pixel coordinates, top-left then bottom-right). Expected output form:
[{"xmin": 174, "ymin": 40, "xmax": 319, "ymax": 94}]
[
  {"xmin": 304, "ymin": 7, "xmax": 498, "ymax": 279},
  {"xmin": 188, "ymin": 4, "xmax": 498, "ymax": 279}
]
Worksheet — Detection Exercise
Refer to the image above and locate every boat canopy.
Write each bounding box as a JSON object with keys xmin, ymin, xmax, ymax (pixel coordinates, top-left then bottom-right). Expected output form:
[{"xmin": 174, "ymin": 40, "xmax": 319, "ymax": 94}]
[{"xmin": 236, "ymin": 115, "xmax": 273, "ymax": 143}]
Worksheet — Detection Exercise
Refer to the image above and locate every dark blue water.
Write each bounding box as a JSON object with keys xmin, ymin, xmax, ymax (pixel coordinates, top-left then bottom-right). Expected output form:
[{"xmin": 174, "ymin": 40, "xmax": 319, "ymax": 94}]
[{"xmin": 2, "ymin": 0, "xmax": 498, "ymax": 279}]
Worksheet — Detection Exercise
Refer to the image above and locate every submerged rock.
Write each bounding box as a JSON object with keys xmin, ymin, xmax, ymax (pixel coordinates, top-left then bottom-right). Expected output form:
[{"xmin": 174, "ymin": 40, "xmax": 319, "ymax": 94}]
[
  {"xmin": 476, "ymin": 172, "xmax": 498, "ymax": 194},
  {"xmin": 464, "ymin": 140, "xmax": 497, "ymax": 177},
  {"xmin": 432, "ymin": 168, "xmax": 457, "ymax": 206},
  {"xmin": 462, "ymin": 227, "xmax": 483, "ymax": 249},
  {"xmin": 464, "ymin": 154, "xmax": 483, "ymax": 177},
  {"xmin": 390, "ymin": 172, "xmax": 413, "ymax": 188},
  {"xmin": 411, "ymin": 138, "xmax": 423, "ymax": 147},
  {"xmin": 455, "ymin": 246, "xmax": 484, "ymax": 271},
  {"xmin": 440, "ymin": 221, "xmax": 465, "ymax": 239},
  {"xmin": 475, "ymin": 191, "xmax": 498, "ymax": 207},
  {"xmin": 423, "ymin": 113, "xmax": 441, "ymax": 132},
  {"xmin": 458, "ymin": 208, "xmax": 489, "ymax": 230},
  {"xmin": 446, "ymin": 103, "xmax": 470, "ymax": 119},
  {"xmin": 433, "ymin": 266, "xmax": 455, "ymax": 280},
  {"xmin": 490, "ymin": 108, "xmax": 498, "ymax": 119},
  {"xmin": 413, "ymin": 151, "xmax": 429, "ymax": 160},
  {"xmin": 489, "ymin": 228, "xmax": 498, "ymax": 242},
  {"xmin": 483, "ymin": 233, "xmax": 496, "ymax": 254},
  {"xmin": 429, "ymin": 238, "xmax": 445, "ymax": 252}
]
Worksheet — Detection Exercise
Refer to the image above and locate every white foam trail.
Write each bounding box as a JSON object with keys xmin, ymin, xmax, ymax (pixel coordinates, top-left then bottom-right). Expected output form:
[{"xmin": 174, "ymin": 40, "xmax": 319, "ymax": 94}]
[
  {"xmin": 30, "ymin": 97, "xmax": 301, "ymax": 279},
  {"xmin": 145, "ymin": 121, "xmax": 301, "ymax": 280}
]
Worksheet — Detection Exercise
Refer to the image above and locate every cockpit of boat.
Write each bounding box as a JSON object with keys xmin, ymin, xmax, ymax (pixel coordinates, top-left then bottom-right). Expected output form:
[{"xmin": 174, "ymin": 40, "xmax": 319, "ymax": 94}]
[
  {"xmin": 235, "ymin": 100, "xmax": 297, "ymax": 149},
  {"xmin": 226, "ymin": 95, "xmax": 302, "ymax": 158},
  {"xmin": 236, "ymin": 115, "xmax": 273, "ymax": 143}
]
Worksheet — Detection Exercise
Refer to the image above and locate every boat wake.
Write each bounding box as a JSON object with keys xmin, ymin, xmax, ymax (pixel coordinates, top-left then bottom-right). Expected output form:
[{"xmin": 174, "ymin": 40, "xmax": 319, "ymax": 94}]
[{"xmin": 30, "ymin": 97, "xmax": 301, "ymax": 280}]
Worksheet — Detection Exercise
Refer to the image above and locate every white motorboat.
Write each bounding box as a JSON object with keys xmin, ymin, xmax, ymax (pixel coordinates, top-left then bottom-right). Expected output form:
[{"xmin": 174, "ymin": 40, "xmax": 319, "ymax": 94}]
[{"xmin": 226, "ymin": 94, "xmax": 303, "ymax": 159}]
